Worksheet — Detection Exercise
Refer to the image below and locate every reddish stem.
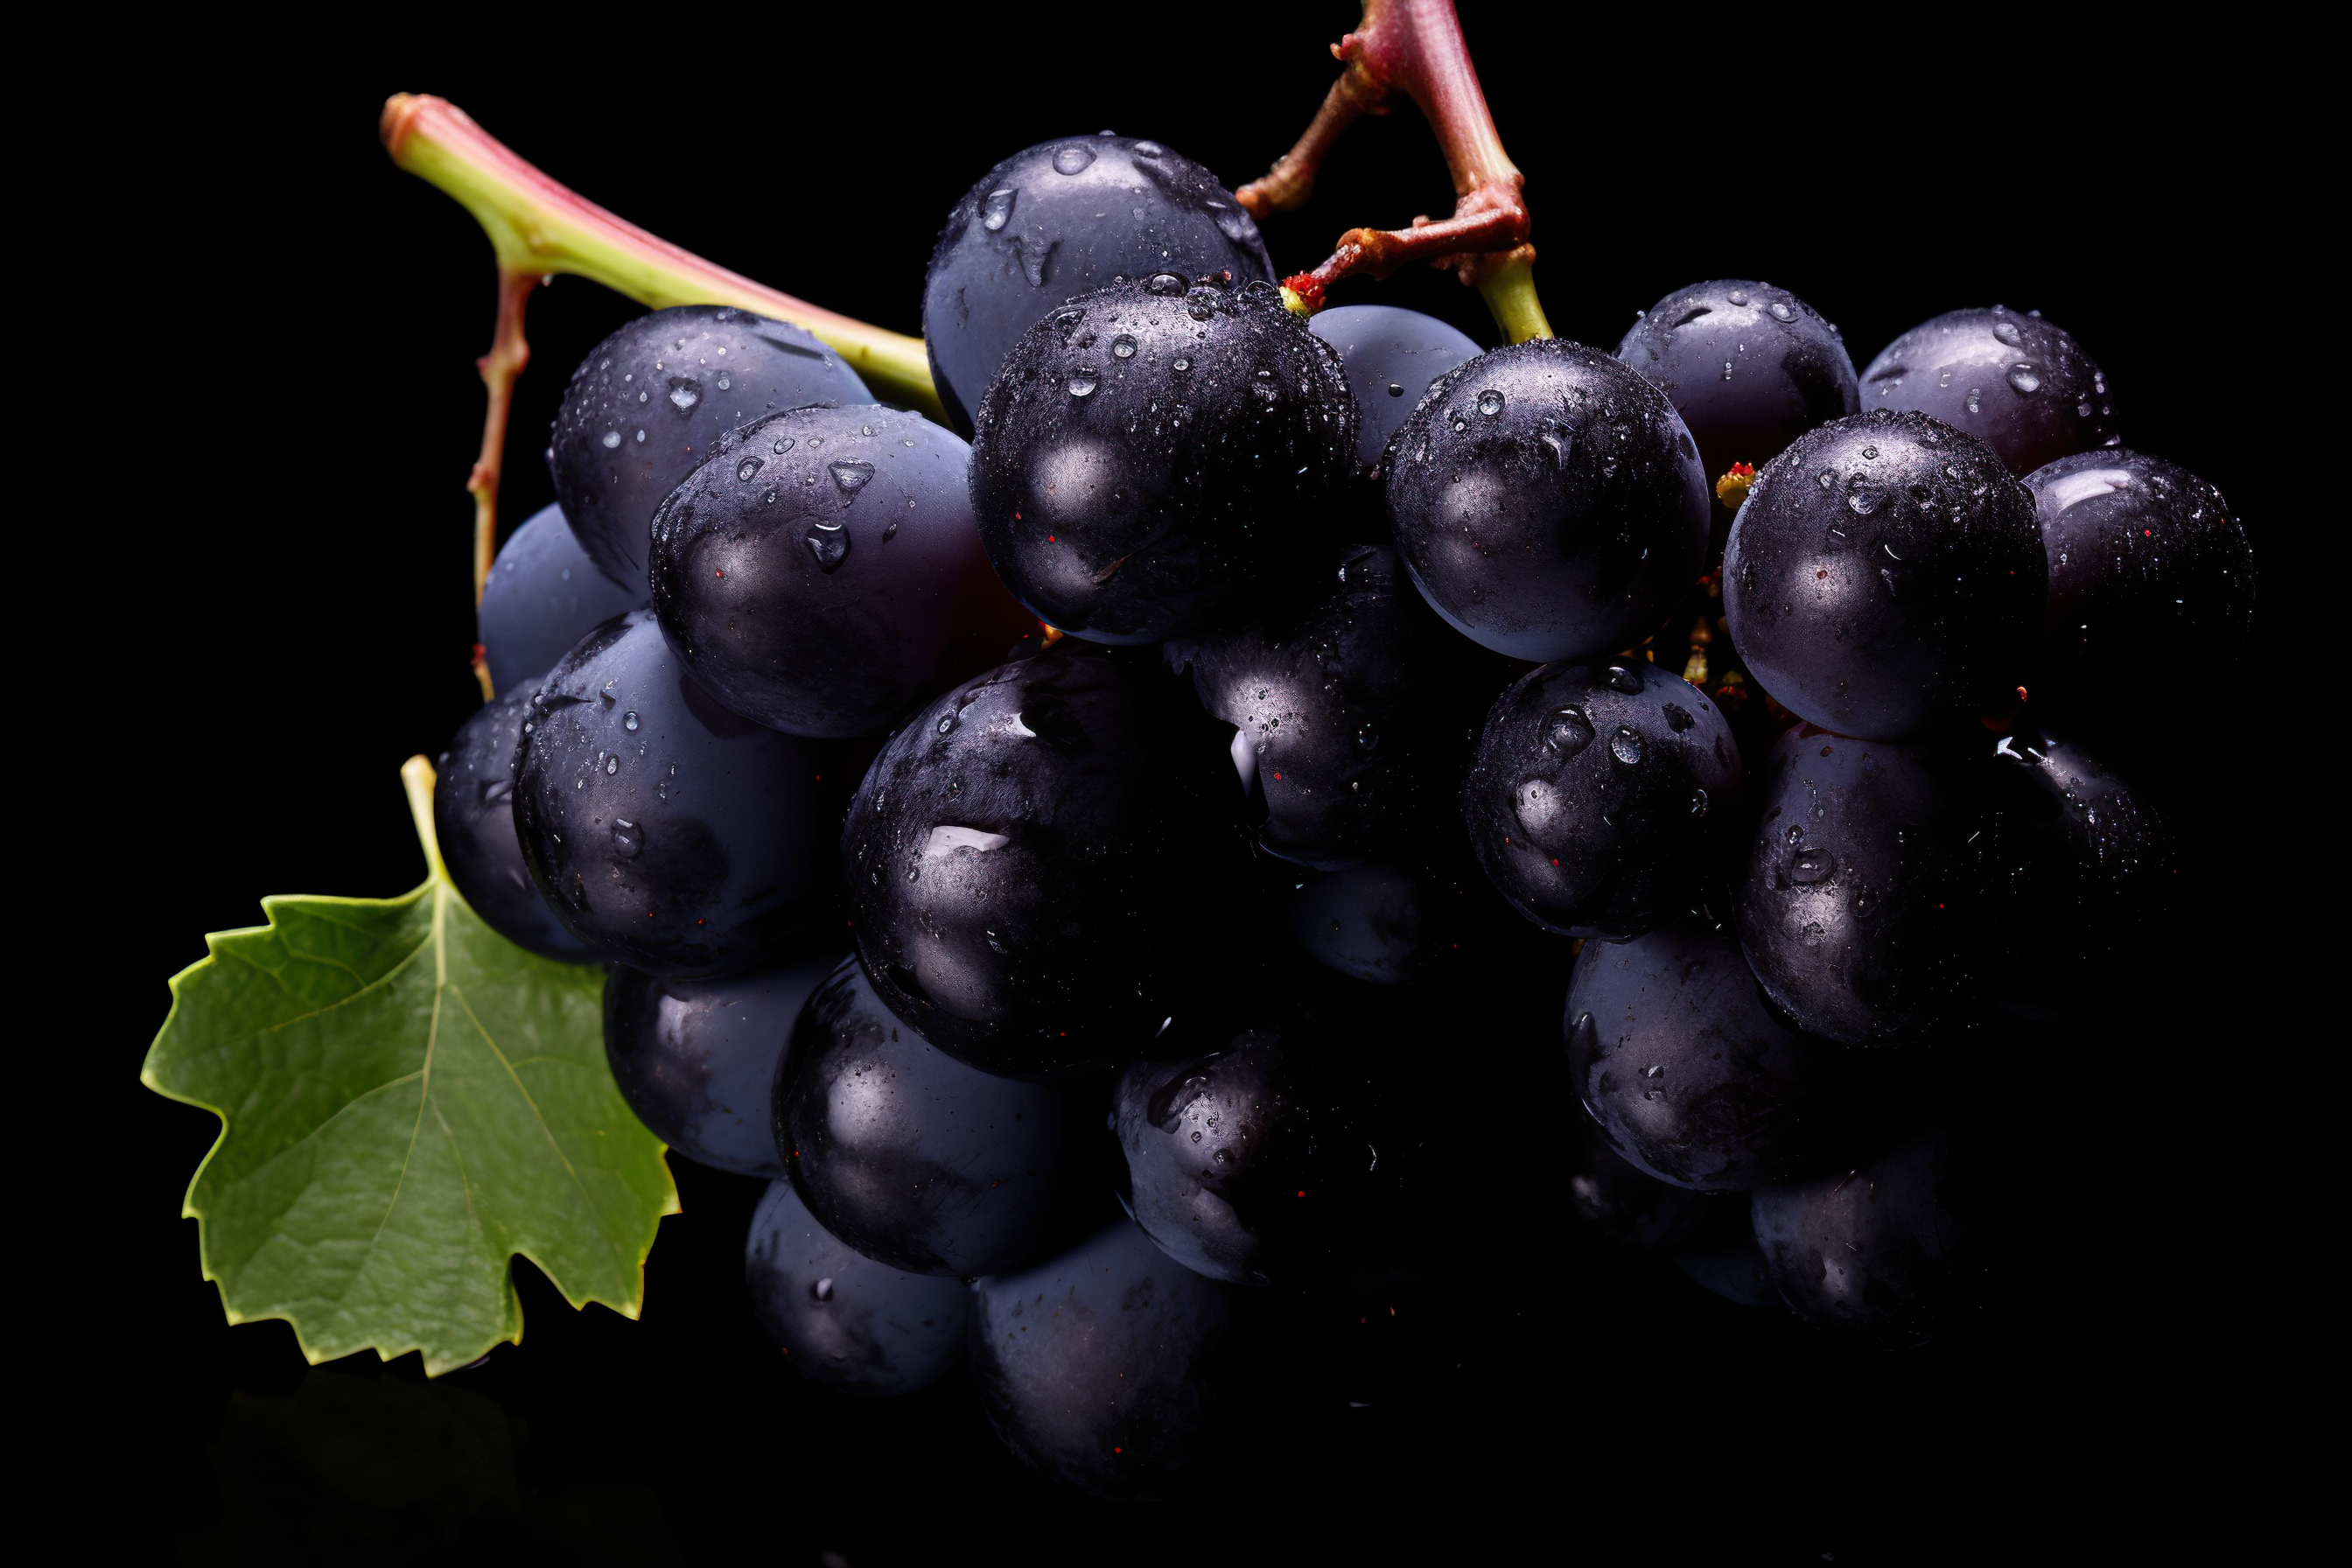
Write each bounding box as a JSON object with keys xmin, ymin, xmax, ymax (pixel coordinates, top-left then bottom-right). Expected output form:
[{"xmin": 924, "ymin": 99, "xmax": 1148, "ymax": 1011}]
[
  {"xmin": 463, "ymin": 270, "xmax": 536, "ymax": 699},
  {"xmin": 1240, "ymin": 0, "xmax": 1544, "ymax": 335}
]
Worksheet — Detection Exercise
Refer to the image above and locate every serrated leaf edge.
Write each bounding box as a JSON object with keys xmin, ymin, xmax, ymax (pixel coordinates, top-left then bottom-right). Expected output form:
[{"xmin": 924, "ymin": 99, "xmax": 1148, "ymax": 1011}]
[{"xmin": 141, "ymin": 759, "xmax": 679, "ymax": 1375}]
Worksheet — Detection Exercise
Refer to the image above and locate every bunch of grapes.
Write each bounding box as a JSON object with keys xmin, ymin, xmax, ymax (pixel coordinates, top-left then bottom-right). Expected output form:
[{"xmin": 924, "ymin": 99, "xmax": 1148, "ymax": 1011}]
[{"xmin": 438, "ymin": 128, "xmax": 2251, "ymax": 1500}]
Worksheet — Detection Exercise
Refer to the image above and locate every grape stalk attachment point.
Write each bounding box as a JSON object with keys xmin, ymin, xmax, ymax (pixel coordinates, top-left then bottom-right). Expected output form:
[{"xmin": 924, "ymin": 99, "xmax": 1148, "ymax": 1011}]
[{"xmin": 1236, "ymin": 0, "xmax": 1551, "ymax": 344}]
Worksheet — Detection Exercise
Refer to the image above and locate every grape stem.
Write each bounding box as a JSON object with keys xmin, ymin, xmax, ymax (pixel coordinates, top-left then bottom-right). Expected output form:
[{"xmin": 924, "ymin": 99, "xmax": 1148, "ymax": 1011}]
[
  {"xmin": 400, "ymin": 754, "xmax": 448, "ymax": 886},
  {"xmin": 1236, "ymin": 0, "xmax": 1551, "ymax": 343},
  {"xmin": 378, "ymin": 94, "xmax": 945, "ymax": 635}
]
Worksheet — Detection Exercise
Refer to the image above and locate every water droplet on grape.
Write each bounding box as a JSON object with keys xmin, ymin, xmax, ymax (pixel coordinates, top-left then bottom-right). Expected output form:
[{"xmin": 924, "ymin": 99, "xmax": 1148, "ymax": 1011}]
[
  {"xmin": 1542, "ymin": 708, "xmax": 1593, "ymax": 757},
  {"xmin": 1609, "ymin": 726, "xmax": 1644, "ymax": 766},
  {"xmin": 1051, "ymin": 145, "xmax": 1096, "ymax": 175},
  {"xmin": 805, "ymin": 525, "xmax": 850, "ymax": 573},
  {"xmin": 1690, "ymin": 788, "xmax": 1709, "ymax": 817},
  {"xmin": 737, "ymin": 457, "xmax": 762, "ymax": 481},
  {"xmin": 1172, "ymin": 357, "xmax": 1192, "ymax": 372},
  {"xmin": 1133, "ymin": 140, "xmax": 1164, "ymax": 158},
  {"xmin": 2007, "ymin": 363, "xmax": 2041, "ymax": 393},
  {"xmin": 811, "ymin": 1277, "xmax": 835, "ymax": 1301},
  {"xmin": 1606, "ymin": 664, "xmax": 1645, "ymax": 695},
  {"xmin": 981, "ymin": 188, "xmax": 1016, "ymax": 231},
  {"xmin": 1790, "ymin": 847, "xmax": 1836, "ymax": 885},
  {"xmin": 1964, "ymin": 388, "xmax": 1983, "ymax": 415},
  {"xmin": 667, "ymin": 378, "xmax": 700, "ymax": 411},
  {"xmin": 1068, "ymin": 373, "xmax": 1097, "ymax": 396},
  {"xmin": 1727, "ymin": 289, "xmax": 1749, "ymax": 305},
  {"xmin": 623, "ymin": 710, "xmax": 640, "ymax": 732},
  {"xmin": 612, "ymin": 818, "xmax": 642, "ymax": 858},
  {"xmin": 604, "ymin": 754, "xmax": 620, "ymax": 775},
  {"xmin": 1768, "ymin": 300, "xmax": 1795, "ymax": 322},
  {"xmin": 600, "ymin": 430, "xmax": 621, "ymax": 449},
  {"xmin": 1992, "ymin": 320, "xmax": 2024, "ymax": 348},
  {"xmin": 1476, "ymin": 388, "xmax": 1505, "ymax": 416},
  {"xmin": 1112, "ymin": 335, "xmax": 1137, "ymax": 359},
  {"xmin": 830, "ymin": 460, "xmax": 875, "ymax": 494}
]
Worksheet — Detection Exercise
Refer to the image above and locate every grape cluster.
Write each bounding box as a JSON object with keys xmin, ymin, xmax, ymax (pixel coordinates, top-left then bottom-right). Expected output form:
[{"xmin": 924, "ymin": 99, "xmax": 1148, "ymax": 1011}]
[{"xmin": 439, "ymin": 130, "xmax": 2254, "ymax": 1501}]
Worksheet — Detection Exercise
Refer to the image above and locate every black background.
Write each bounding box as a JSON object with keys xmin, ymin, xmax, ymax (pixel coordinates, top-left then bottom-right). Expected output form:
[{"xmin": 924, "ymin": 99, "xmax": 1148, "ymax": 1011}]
[{"xmin": 66, "ymin": 11, "xmax": 2292, "ymax": 1564}]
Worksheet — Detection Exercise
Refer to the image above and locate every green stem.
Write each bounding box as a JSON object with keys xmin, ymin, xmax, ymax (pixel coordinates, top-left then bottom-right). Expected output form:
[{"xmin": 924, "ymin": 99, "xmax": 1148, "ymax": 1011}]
[
  {"xmin": 1477, "ymin": 255, "xmax": 1551, "ymax": 344},
  {"xmin": 382, "ymin": 95, "xmax": 942, "ymax": 420},
  {"xmin": 402, "ymin": 755, "xmax": 449, "ymax": 886}
]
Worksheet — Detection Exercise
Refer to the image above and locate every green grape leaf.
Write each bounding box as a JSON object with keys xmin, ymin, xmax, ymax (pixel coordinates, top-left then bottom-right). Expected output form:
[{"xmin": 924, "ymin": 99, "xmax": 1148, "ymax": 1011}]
[{"xmin": 142, "ymin": 758, "xmax": 676, "ymax": 1375}]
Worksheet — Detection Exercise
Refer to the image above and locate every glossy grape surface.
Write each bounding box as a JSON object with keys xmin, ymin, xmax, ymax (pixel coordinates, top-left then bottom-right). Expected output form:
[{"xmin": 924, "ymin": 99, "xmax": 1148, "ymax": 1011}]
[
  {"xmin": 776, "ymin": 956, "xmax": 1070, "ymax": 1276},
  {"xmin": 1462, "ymin": 656, "xmax": 1741, "ymax": 939},
  {"xmin": 1858, "ymin": 306, "xmax": 2116, "ymax": 475},
  {"xmin": 603, "ymin": 955, "xmax": 835, "ymax": 1177},
  {"xmin": 477, "ymin": 502, "xmax": 645, "ymax": 696},
  {"xmin": 922, "ymin": 135, "xmax": 1274, "ymax": 431},
  {"xmin": 1566, "ymin": 919, "xmax": 1825, "ymax": 1189},
  {"xmin": 745, "ymin": 1178, "xmax": 970, "ymax": 1396},
  {"xmin": 549, "ymin": 305, "xmax": 871, "ymax": 587},
  {"xmin": 839, "ymin": 648, "xmax": 1230, "ymax": 1077},
  {"xmin": 969, "ymin": 276, "xmax": 1358, "ymax": 644},
  {"xmin": 1615, "ymin": 279, "xmax": 1858, "ymax": 494},
  {"xmin": 2027, "ymin": 449, "xmax": 2256, "ymax": 708},
  {"xmin": 1171, "ymin": 543, "xmax": 1457, "ymax": 868},
  {"xmin": 1733, "ymin": 725, "xmax": 1968, "ymax": 1045},
  {"xmin": 648, "ymin": 403, "xmax": 1021, "ymax": 738},
  {"xmin": 433, "ymin": 686, "xmax": 592, "ymax": 962},
  {"xmin": 1111, "ymin": 1023, "xmax": 1393, "ymax": 1287},
  {"xmin": 1384, "ymin": 339, "xmax": 1709, "ymax": 661},
  {"xmin": 1567, "ymin": 1116, "xmax": 1715, "ymax": 1250},
  {"xmin": 513, "ymin": 610, "xmax": 831, "ymax": 978},
  {"xmin": 1308, "ymin": 304, "xmax": 1483, "ymax": 468},
  {"xmin": 969, "ymin": 1217, "xmax": 1236, "ymax": 1498},
  {"xmin": 1964, "ymin": 722, "xmax": 2174, "ymax": 1017},
  {"xmin": 1752, "ymin": 1124, "xmax": 1960, "ymax": 1349},
  {"xmin": 1724, "ymin": 410, "xmax": 2043, "ymax": 738}
]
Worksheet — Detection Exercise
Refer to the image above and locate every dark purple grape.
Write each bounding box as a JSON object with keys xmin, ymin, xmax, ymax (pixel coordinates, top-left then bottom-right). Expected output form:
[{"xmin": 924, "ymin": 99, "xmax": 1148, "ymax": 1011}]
[
  {"xmin": 968, "ymin": 1217, "xmax": 1236, "ymax": 1498},
  {"xmin": 1752, "ymin": 1124, "xmax": 1960, "ymax": 1349},
  {"xmin": 434, "ymin": 686, "xmax": 592, "ymax": 962},
  {"xmin": 1724, "ymin": 410, "xmax": 2044, "ymax": 738},
  {"xmin": 1964, "ymin": 722, "xmax": 2174, "ymax": 1018},
  {"xmin": 1308, "ymin": 304, "xmax": 1483, "ymax": 468},
  {"xmin": 775, "ymin": 956, "xmax": 1070, "ymax": 1276},
  {"xmin": 2027, "ymin": 450, "xmax": 2256, "ymax": 711},
  {"xmin": 745, "ymin": 1178, "xmax": 970, "ymax": 1396},
  {"xmin": 1112, "ymin": 1021, "xmax": 1396, "ymax": 1286},
  {"xmin": 647, "ymin": 404, "xmax": 1026, "ymax": 738},
  {"xmin": 1383, "ymin": 339, "xmax": 1708, "ymax": 661},
  {"xmin": 1566, "ymin": 919, "xmax": 1827, "ymax": 1190},
  {"xmin": 603, "ymin": 955, "xmax": 835, "ymax": 1177},
  {"xmin": 1168, "ymin": 543, "xmax": 1460, "ymax": 868},
  {"xmin": 1733, "ymin": 725, "xmax": 1970, "ymax": 1046},
  {"xmin": 477, "ymin": 502, "xmax": 645, "ymax": 696},
  {"xmin": 968, "ymin": 276, "xmax": 1358, "ymax": 644},
  {"xmin": 840, "ymin": 648, "xmax": 1230, "ymax": 1077},
  {"xmin": 1614, "ymin": 280, "xmax": 1858, "ymax": 497},
  {"xmin": 513, "ymin": 610, "xmax": 831, "ymax": 978},
  {"xmin": 922, "ymin": 134, "xmax": 1274, "ymax": 432},
  {"xmin": 549, "ymin": 305, "xmax": 872, "ymax": 586},
  {"xmin": 1858, "ymin": 306, "xmax": 2117, "ymax": 475},
  {"xmin": 1462, "ymin": 657, "xmax": 1742, "ymax": 939},
  {"xmin": 1566, "ymin": 1116, "xmax": 1714, "ymax": 1250}
]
